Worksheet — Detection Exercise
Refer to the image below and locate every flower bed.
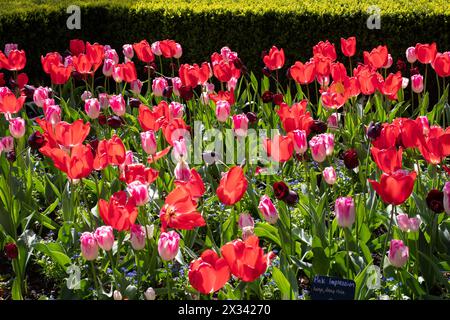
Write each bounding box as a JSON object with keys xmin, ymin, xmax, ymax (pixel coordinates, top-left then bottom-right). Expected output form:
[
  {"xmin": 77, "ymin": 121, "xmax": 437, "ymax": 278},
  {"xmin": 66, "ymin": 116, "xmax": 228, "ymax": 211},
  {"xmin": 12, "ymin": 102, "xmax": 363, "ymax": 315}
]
[{"xmin": 0, "ymin": 35, "xmax": 449, "ymax": 300}]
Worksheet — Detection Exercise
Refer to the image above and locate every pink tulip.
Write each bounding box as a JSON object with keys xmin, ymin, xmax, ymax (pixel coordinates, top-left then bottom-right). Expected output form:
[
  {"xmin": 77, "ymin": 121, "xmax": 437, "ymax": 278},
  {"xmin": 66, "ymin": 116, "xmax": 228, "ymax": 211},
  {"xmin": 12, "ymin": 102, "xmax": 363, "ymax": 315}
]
[
  {"xmin": 232, "ymin": 114, "xmax": 249, "ymax": 137},
  {"xmin": 238, "ymin": 213, "xmax": 254, "ymax": 229},
  {"xmin": 323, "ymin": 133, "xmax": 334, "ymax": 156},
  {"xmin": 174, "ymin": 160, "xmax": 191, "ymax": 182},
  {"xmin": 84, "ymin": 98, "xmax": 100, "ymax": 119},
  {"xmin": 102, "ymin": 58, "xmax": 115, "ymax": 77},
  {"xmin": 81, "ymin": 90, "xmax": 92, "ymax": 101},
  {"xmin": 227, "ymin": 77, "xmax": 238, "ymax": 91},
  {"xmin": 109, "ymin": 94, "xmax": 126, "ymax": 116},
  {"xmin": 105, "ymin": 49, "xmax": 119, "ymax": 64},
  {"xmin": 151, "ymin": 41, "xmax": 162, "ymax": 56},
  {"xmin": 130, "ymin": 224, "xmax": 146, "ymax": 250},
  {"xmin": 323, "ymin": 166, "xmax": 337, "ymax": 185},
  {"xmin": 4, "ymin": 43, "xmax": 18, "ymax": 56},
  {"xmin": 130, "ymin": 79, "xmax": 143, "ymax": 95},
  {"xmin": 416, "ymin": 116, "xmax": 430, "ymax": 135},
  {"xmin": 33, "ymin": 87, "xmax": 50, "ymax": 107},
  {"xmin": 309, "ymin": 135, "xmax": 327, "ymax": 163},
  {"xmin": 291, "ymin": 129, "xmax": 307, "ymax": 154},
  {"xmin": 216, "ymin": 100, "xmax": 230, "ymax": 122},
  {"xmin": 43, "ymin": 104, "xmax": 61, "ymax": 125},
  {"xmin": 443, "ymin": 182, "xmax": 450, "ymax": 215},
  {"xmin": 172, "ymin": 77, "xmax": 182, "ymax": 96},
  {"xmin": 173, "ymin": 138, "xmax": 188, "ymax": 162},
  {"xmin": 258, "ymin": 195, "xmax": 278, "ymax": 224},
  {"xmin": 122, "ymin": 44, "xmax": 134, "ymax": 60},
  {"xmin": 335, "ymin": 196, "xmax": 355, "ymax": 228},
  {"xmin": 327, "ymin": 113, "xmax": 339, "ymax": 129},
  {"xmin": 80, "ymin": 232, "xmax": 99, "ymax": 261},
  {"xmin": 140, "ymin": 130, "xmax": 157, "ymax": 155},
  {"xmin": 388, "ymin": 239, "xmax": 409, "ymax": 268},
  {"xmin": 383, "ymin": 54, "xmax": 393, "ymax": 69},
  {"xmin": 200, "ymin": 92, "xmax": 210, "ymax": 105},
  {"xmin": 152, "ymin": 77, "xmax": 168, "ymax": 97},
  {"xmin": 396, "ymin": 214, "xmax": 421, "ymax": 232},
  {"xmin": 406, "ymin": 47, "xmax": 417, "ymax": 64},
  {"xmin": 112, "ymin": 66, "xmax": 123, "ymax": 83},
  {"xmin": 99, "ymin": 93, "xmax": 109, "ymax": 109},
  {"xmin": 127, "ymin": 181, "xmax": 149, "ymax": 206},
  {"xmin": 94, "ymin": 226, "xmax": 114, "ymax": 251},
  {"xmin": 9, "ymin": 118, "xmax": 25, "ymax": 139},
  {"xmin": 174, "ymin": 43, "xmax": 183, "ymax": 59},
  {"xmin": 1, "ymin": 136, "xmax": 14, "ymax": 152},
  {"xmin": 158, "ymin": 231, "xmax": 180, "ymax": 261},
  {"xmin": 401, "ymin": 77, "xmax": 409, "ymax": 89},
  {"xmin": 169, "ymin": 102, "xmax": 184, "ymax": 119},
  {"xmin": 411, "ymin": 74, "xmax": 424, "ymax": 93}
]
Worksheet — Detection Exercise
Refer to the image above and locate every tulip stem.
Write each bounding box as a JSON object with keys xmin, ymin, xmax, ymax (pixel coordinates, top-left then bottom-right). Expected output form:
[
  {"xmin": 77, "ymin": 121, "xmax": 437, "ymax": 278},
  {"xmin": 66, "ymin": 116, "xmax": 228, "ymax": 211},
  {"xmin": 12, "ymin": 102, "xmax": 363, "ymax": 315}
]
[
  {"xmin": 90, "ymin": 261, "xmax": 100, "ymax": 299},
  {"xmin": 381, "ymin": 205, "xmax": 396, "ymax": 272}
]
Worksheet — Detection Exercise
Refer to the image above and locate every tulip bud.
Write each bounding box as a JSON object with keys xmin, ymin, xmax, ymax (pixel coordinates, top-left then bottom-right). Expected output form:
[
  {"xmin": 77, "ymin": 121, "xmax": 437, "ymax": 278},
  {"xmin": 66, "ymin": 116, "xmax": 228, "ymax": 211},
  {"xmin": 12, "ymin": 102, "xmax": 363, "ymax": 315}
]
[
  {"xmin": 174, "ymin": 160, "xmax": 191, "ymax": 182},
  {"xmin": 158, "ymin": 231, "xmax": 180, "ymax": 261},
  {"xmin": 215, "ymin": 100, "xmax": 230, "ymax": 122},
  {"xmin": 238, "ymin": 213, "xmax": 254, "ymax": 230},
  {"xmin": 388, "ymin": 239, "xmax": 409, "ymax": 268},
  {"xmin": 28, "ymin": 131, "xmax": 45, "ymax": 150},
  {"xmin": 426, "ymin": 189, "xmax": 444, "ymax": 213},
  {"xmin": 310, "ymin": 120, "xmax": 328, "ymax": 134},
  {"xmin": 145, "ymin": 224, "xmax": 155, "ymax": 240},
  {"xmin": 291, "ymin": 129, "xmax": 308, "ymax": 154},
  {"xmin": 6, "ymin": 150, "xmax": 15, "ymax": 162},
  {"xmin": 127, "ymin": 181, "xmax": 149, "ymax": 207},
  {"xmin": 335, "ymin": 197, "xmax": 355, "ymax": 228},
  {"xmin": 44, "ymin": 104, "xmax": 61, "ymax": 125},
  {"xmin": 151, "ymin": 41, "xmax": 162, "ymax": 56},
  {"xmin": 343, "ymin": 148, "xmax": 359, "ymax": 169},
  {"xmin": 1, "ymin": 136, "xmax": 14, "ymax": 152},
  {"xmin": 128, "ymin": 79, "xmax": 142, "ymax": 95},
  {"xmin": 122, "ymin": 44, "xmax": 134, "ymax": 60},
  {"xmin": 152, "ymin": 77, "xmax": 168, "ymax": 97},
  {"xmin": 107, "ymin": 115, "xmax": 123, "ymax": 129},
  {"xmin": 174, "ymin": 43, "xmax": 183, "ymax": 59},
  {"xmin": 406, "ymin": 47, "xmax": 417, "ymax": 64},
  {"xmin": 105, "ymin": 49, "xmax": 119, "ymax": 64},
  {"xmin": 172, "ymin": 77, "xmax": 182, "ymax": 96},
  {"xmin": 102, "ymin": 59, "xmax": 115, "ymax": 77},
  {"xmin": 144, "ymin": 287, "xmax": 156, "ymax": 300},
  {"xmin": 140, "ymin": 130, "xmax": 157, "ymax": 155},
  {"xmin": 179, "ymin": 85, "xmax": 194, "ymax": 101},
  {"xmin": 246, "ymin": 112, "xmax": 258, "ymax": 124},
  {"xmin": 443, "ymin": 182, "xmax": 450, "ymax": 215},
  {"xmin": 109, "ymin": 94, "xmax": 126, "ymax": 116},
  {"xmin": 284, "ymin": 190, "xmax": 299, "ymax": 205},
  {"xmin": 323, "ymin": 166, "xmax": 337, "ymax": 185},
  {"xmin": 173, "ymin": 138, "xmax": 188, "ymax": 162},
  {"xmin": 272, "ymin": 93, "xmax": 284, "ymax": 106},
  {"xmin": 258, "ymin": 195, "xmax": 278, "ymax": 224},
  {"xmin": 33, "ymin": 86, "xmax": 50, "ymax": 107},
  {"xmin": 411, "ymin": 74, "xmax": 424, "ymax": 93},
  {"xmin": 129, "ymin": 98, "xmax": 141, "ymax": 109},
  {"xmin": 309, "ymin": 135, "xmax": 327, "ymax": 163},
  {"xmin": 273, "ymin": 181, "xmax": 289, "ymax": 200},
  {"xmin": 112, "ymin": 66, "xmax": 123, "ymax": 83},
  {"xmin": 327, "ymin": 113, "xmax": 339, "ymax": 130},
  {"xmin": 130, "ymin": 224, "xmax": 146, "ymax": 250},
  {"xmin": 4, "ymin": 243, "xmax": 18, "ymax": 259},
  {"xmin": 80, "ymin": 232, "xmax": 99, "ymax": 261},
  {"xmin": 262, "ymin": 67, "xmax": 271, "ymax": 77},
  {"xmin": 81, "ymin": 90, "xmax": 93, "ymax": 101},
  {"xmin": 232, "ymin": 114, "xmax": 249, "ymax": 137},
  {"xmin": 367, "ymin": 122, "xmax": 382, "ymax": 140},
  {"xmin": 401, "ymin": 77, "xmax": 409, "ymax": 89},
  {"xmin": 113, "ymin": 290, "xmax": 122, "ymax": 300},
  {"xmin": 227, "ymin": 77, "xmax": 238, "ymax": 91},
  {"xmin": 94, "ymin": 225, "xmax": 115, "ymax": 251},
  {"xmin": 84, "ymin": 98, "xmax": 101, "ymax": 119},
  {"xmin": 169, "ymin": 101, "xmax": 184, "ymax": 119},
  {"xmin": 9, "ymin": 118, "xmax": 25, "ymax": 138}
]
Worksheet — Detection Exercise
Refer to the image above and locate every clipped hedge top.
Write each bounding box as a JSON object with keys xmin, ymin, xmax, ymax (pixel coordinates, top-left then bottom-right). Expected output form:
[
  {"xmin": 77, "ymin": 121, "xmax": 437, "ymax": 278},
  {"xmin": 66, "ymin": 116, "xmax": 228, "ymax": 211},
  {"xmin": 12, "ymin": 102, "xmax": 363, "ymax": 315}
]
[{"xmin": 0, "ymin": 0, "xmax": 449, "ymax": 16}]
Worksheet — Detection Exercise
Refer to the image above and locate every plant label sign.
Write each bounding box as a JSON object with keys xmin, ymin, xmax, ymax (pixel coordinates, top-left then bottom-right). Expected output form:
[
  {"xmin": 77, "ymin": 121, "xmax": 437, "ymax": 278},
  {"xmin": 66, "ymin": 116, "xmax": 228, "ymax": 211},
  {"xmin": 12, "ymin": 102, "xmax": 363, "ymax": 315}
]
[{"xmin": 311, "ymin": 275, "xmax": 355, "ymax": 300}]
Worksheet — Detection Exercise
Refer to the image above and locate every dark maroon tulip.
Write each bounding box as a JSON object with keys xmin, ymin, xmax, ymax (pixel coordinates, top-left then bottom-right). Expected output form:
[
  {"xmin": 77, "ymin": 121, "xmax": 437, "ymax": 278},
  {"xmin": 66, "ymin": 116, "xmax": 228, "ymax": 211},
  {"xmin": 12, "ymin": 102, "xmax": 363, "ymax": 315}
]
[
  {"xmin": 343, "ymin": 149, "xmax": 359, "ymax": 169},
  {"xmin": 367, "ymin": 122, "xmax": 382, "ymax": 140},
  {"xmin": 98, "ymin": 114, "xmax": 107, "ymax": 126},
  {"xmin": 28, "ymin": 131, "xmax": 45, "ymax": 150},
  {"xmin": 272, "ymin": 93, "xmax": 284, "ymax": 105},
  {"xmin": 262, "ymin": 67, "xmax": 271, "ymax": 77},
  {"xmin": 6, "ymin": 151, "xmax": 16, "ymax": 162},
  {"xmin": 284, "ymin": 190, "xmax": 299, "ymax": 205},
  {"xmin": 163, "ymin": 86, "xmax": 173, "ymax": 98},
  {"xmin": 22, "ymin": 85, "xmax": 36, "ymax": 99},
  {"xmin": 233, "ymin": 58, "xmax": 244, "ymax": 70},
  {"xmin": 310, "ymin": 120, "xmax": 327, "ymax": 134},
  {"xmin": 107, "ymin": 115, "xmax": 123, "ymax": 129},
  {"xmin": 273, "ymin": 181, "xmax": 289, "ymax": 200},
  {"xmin": 246, "ymin": 112, "xmax": 257, "ymax": 124},
  {"xmin": 410, "ymin": 66, "xmax": 420, "ymax": 76},
  {"xmin": 396, "ymin": 59, "xmax": 406, "ymax": 72},
  {"xmin": 179, "ymin": 85, "xmax": 194, "ymax": 101},
  {"xmin": 426, "ymin": 189, "xmax": 444, "ymax": 213},
  {"xmin": 262, "ymin": 91, "xmax": 273, "ymax": 103},
  {"xmin": 129, "ymin": 98, "xmax": 141, "ymax": 109},
  {"xmin": 4, "ymin": 243, "xmax": 18, "ymax": 259}
]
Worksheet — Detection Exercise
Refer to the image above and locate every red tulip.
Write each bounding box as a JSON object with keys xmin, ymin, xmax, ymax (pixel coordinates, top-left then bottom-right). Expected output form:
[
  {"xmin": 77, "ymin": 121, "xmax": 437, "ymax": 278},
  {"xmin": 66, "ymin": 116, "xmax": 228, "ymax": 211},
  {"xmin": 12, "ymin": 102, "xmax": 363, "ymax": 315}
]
[
  {"xmin": 313, "ymin": 55, "xmax": 331, "ymax": 76},
  {"xmin": 133, "ymin": 40, "xmax": 155, "ymax": 63},
  {"xmin": 0, "ymin": 49, "xmax": 26, "ymax": 71},
  {"xmin": 99, "ymin": 191, "xmax": 138, "ymax": 231},
  {"xmin": 369, "ymin": 170, "xmax": 416, "ymax": 205},
  {"xmin": 433, "ymin": 52, "xmax": 450, "ymax": 77},
  {"xmin": 84, "ymin": 42, "xmax": 103, "ymax": 72},
  {"xmin": 120, "ymin": 163, "xmax": 159, "ymax": 185},
  {"xmin": 264, "ymin": 134, "xmax": 294, "ymax": 162},
  {"xmin": 73, "ymin": 54, "xmax": 93, "ymax": 74},
  {"xmin": 331, "ymin": 62, "xmax": 347, "ymax": 82},
  {"xmin": 392, "ymin": 118, "xmax": 421, "ymax": 149},
  {"xmin": 138, "ymin": 104, "xmax": 165, "ymax": 132},
  {"xmin": 174, "ymin": 168, "xmax": 205, "ymax": 199},
  {"xmin": 209, "ymin": 89, "xmax": 235, "ymax": 105},
  {"xmin": 53, "ymin": 119, "xmax": 90, "ymax": 148},
  {"xmin": 48, "ymin": 144, "xmax": 94, "ymax": 180},
  {"xmin": 415, "ymin": 43, "xmax": 437, "ymax": 64},
  {"xmin": 379, "ymin": 72, "xmax": 402, "ymax": 100},
  {"xmin": 313, "ymin": 40, "xmax": 337, "ymax": 61},
  {"xmin": 93, "ymin": 135, "xmax": 126, "ymax": 170},
  {"xmin": 321, "ymin": 80, "xmax": 349, "ymax": 109},
  {"xmin": 179, "ymin": 63, "xmax": 210, "ymax": 87},
  {"xmin": 340, "ymin": 37, "xmax": 356, "ymax": 57},
  {"xmin": 159, "ymin": 40, "xmax": 178, "ymax": 58},
  {"xmin": 355, "ymin": 64, "xmax": 381, "ymax": 95},
  {"xmin": 263, "ymin": 46, "xmax": 285, "ymax": 70},
  {"xmin": 418, "ymin": 126, "xmax": 450, "ymax": 164},
  {"xmin": 0, "ymin": 91, "xmax": 26, "ymax": 114},
  {"xmin": 70, "ymin": 39, "xmax": 85, "ymax": 56},
  {"xmin": 216, "ymin": 166, "xmax": 248, "ymax": 206},
  {"xmin": 221, "ymin": 235, "xmax": 274, "ymax": 282},
  {"xmin": 290, "ymin": 61, "xmax": 316, "ymax": 84},
  {"xmin": 163, "ymin": 118, "xmax": 190, "ymax": 146},
  {"xmin": 115, "ymin": 61, "xmax": 137, "ymax": 83},
  {"xmin": 276, "ymin": 100, "xmax": 314, "ymax": 134},
  {"xmin": 147, "ymin": 146, "xmax": 172, "ymax": 164},
  {"xmin": 159, "ymin": 186, "xmax": 206, "ymax": 232},
  {"xmin": 49, "ymin": 63, "xmax": 72, "ymax": 85},
  {"xmin": 211, "ymin": 52, "xmax": 240, "ymax": 82},
  {"xmin": 188, "ymin": 249, "xmax": 230, "ymax": 294},
  {"xmin": 363, "ymin": 45, "xmax": 388, "ymax": 69},
  {"xmin": 41, "ymin": 52, "xmax": 62, "ymax": 74},
  {"xmin": 371, "ymin": 146, "xmax": 403, "ymax": 174}
]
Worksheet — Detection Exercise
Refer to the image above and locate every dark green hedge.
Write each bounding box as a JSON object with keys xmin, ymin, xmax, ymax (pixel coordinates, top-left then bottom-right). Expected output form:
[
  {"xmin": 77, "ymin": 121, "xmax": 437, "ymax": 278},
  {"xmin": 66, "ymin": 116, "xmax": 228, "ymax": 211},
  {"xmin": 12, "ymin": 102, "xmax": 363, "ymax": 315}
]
[{"xmin": 0, "ymin": 2, "xmax": 449, "ymax": 82}]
